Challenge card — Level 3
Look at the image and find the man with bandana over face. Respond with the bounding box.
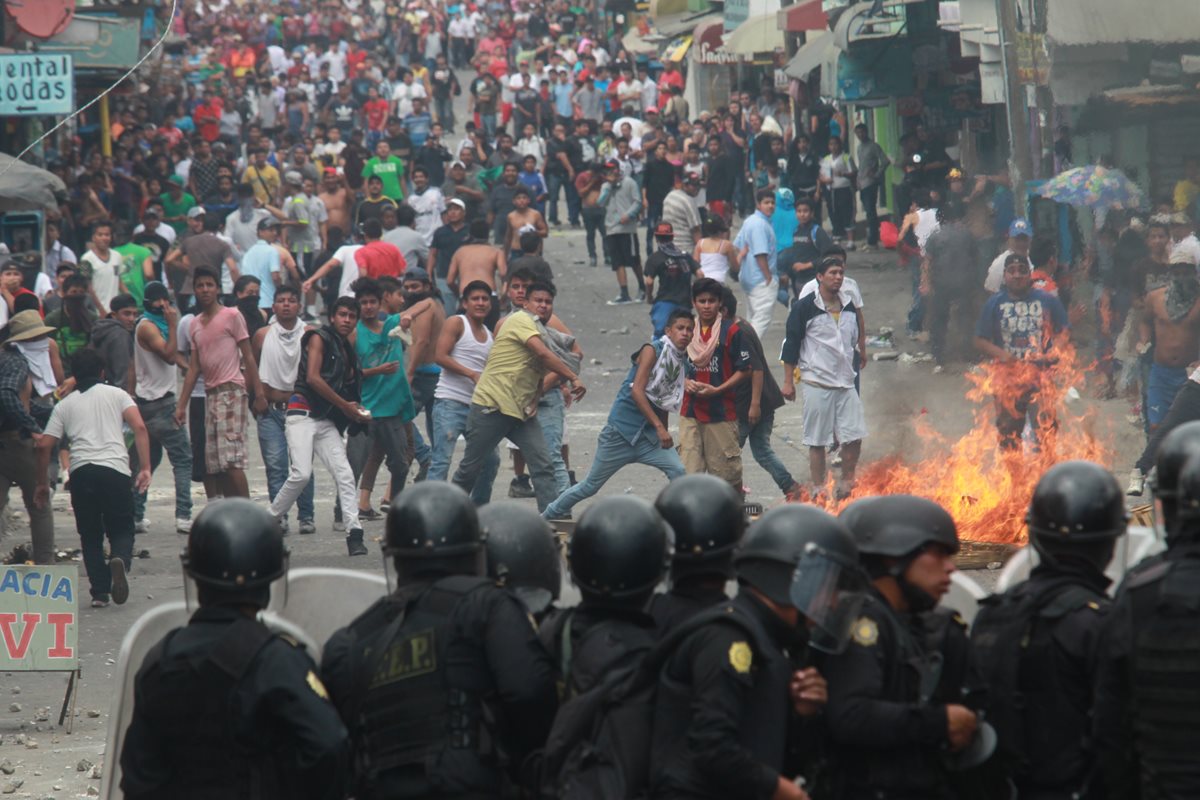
[1138,251,1200,431]
[132,281,194,533]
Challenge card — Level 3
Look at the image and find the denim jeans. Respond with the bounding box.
[410,370,439,466]
[537,389,570,496]
[546,172,581,225]
[644,199,663,254]
[70,464,135,601]
[480,113,497,142]
[257,406,315,522]
[582,207,607,262]
[133,394,195,521]
[434,96,455,131]
[543,424,685,518]
[738,411,796,495]
[907,259,925,333]
[453,404,557,511]
[430,397,499,503]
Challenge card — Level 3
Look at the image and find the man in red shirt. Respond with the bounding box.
[657,61,685,109]
[192,90,223,143]
[363,85,390,151]
[354,218,407,279]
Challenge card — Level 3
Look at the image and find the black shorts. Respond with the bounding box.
[605,233,636,270]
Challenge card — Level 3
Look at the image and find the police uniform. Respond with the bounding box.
[647,583,730,635]
[321,575,558,799]
[542,604,659,697]
[121,606,350,800]
[821,588,960,800]
[971,563,1110,799]
[649,592,814,799]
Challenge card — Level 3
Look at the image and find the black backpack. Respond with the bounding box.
[969,577,1106,782]
[538,606,756,800]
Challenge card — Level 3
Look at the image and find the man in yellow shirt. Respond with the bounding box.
[1175,158,1200,213]
[451,280,584,511]
[242,148,281,205]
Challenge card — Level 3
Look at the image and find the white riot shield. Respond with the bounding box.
[940,571,987,628]
[103,568,386,799]
[995,525,1166,595]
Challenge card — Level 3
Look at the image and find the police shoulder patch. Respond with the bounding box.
[852,617,879,647]
[728,641,753,674]
[307,670,330,700]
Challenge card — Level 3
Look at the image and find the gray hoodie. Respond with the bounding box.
[598,175,642,235]
[90,318,135,390]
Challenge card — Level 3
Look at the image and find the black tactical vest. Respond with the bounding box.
[351,575,496,796]
[649,597,792,797]
[294,326,360,421]
[136,617,280,799]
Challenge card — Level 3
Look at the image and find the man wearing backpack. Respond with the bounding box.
[648,474,745,632]
[971,461,1125,800]
[648,504,866,800]
[822,495,980,800]
[320,482,558,800]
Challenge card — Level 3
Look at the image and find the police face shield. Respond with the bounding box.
[789,546,867,654]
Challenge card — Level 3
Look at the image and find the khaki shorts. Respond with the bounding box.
[678,417,742,490]
[205,383,248,474]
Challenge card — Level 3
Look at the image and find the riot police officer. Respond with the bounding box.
[972,461,1126,800]
[480,500,563,621]
[543,495,670,696]
[1147,420,1200,539]
[822,494,977,800]
[649,474,745,632]
[649,504,866,800]
[1095,450,1200,798]
[120,499,350,800]
[320,483,558,799]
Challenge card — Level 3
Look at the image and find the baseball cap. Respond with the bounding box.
[167,175,185,187]
[448,198,467,210]
[1170,249,1197,266]
[653,222,674,239]
[403,266,431,283]
[258,217,281,231]
[323,166,338,175]
[284,170,304,185]
[450,160,466,169]
[604,159,620,171]
[187,206,206,219]
[644,106,659,114]
[1008,218,1032,237]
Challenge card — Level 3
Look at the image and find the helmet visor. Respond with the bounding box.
[789,548,867,654]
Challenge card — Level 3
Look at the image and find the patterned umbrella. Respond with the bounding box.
[1038,164,1146,210]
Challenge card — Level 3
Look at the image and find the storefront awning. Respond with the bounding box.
[656,11,722,37]
[663,35,694,62]
[1047,0,1200,46]
[784,30,836,78]
[778,0,828,32]
[723,12,784,55]
[622,26,661,55]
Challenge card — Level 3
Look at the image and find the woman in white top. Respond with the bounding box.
[693,214,739,285]
[819,136,857,242]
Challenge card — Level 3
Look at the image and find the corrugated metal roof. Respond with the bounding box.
[1047,0,1200,46]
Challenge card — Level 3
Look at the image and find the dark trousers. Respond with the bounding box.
[827,186,855,238]
[582,207,607,262]
[1137,380,1200,474]
[70,464,135,600]
[860,183,880,245]
[927,286,972,365]
[995,384,1055,453]
[546,172,581,225]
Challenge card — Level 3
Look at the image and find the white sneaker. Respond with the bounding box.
[134,520,148,534]
[1126,468,1145,497]
[175,518,192,534]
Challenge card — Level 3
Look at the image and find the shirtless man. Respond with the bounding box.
[504,186,548,260]
[318,169,356,236]
[401,267,446,478]
[447,219,507,328]
[1138,252,1200,430]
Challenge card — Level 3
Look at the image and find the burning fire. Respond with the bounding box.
[811,344,1113,544]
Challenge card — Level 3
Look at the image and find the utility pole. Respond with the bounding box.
[994,0,1033,217]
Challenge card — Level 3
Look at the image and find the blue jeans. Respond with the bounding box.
[538,389,570,496]
[907,259,924,333]
[480,113,497,142]
[650,300,687,339]
[738,411,796,495]
[434,96,455,131]
[430,397,499,503]
[546,171,581,225]
[543,424,686,518]
[1148,363,1190,427]
[132,394,194,521]
[410,370,439,466]
[257,406,315,522]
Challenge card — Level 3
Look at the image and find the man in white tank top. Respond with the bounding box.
[428,280,498,502]
[251,285,316,534]
[132,282,194,533]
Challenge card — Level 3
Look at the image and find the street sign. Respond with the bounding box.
[0,565,79,671]
[0,53,74,116]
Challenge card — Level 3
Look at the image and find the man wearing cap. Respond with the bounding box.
[1170,211,1200,267]
[354,219,407,280]
[0,310,58,564]
[354,176,399,232]
[599,158,646,305]
[441,159,485,221]
[160,176,199,238]
[242,218,284,310]
[361,140,407,203]
[984,218,1034,293]
[644,222,701,338]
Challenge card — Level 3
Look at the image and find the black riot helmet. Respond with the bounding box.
[1027,461,1127,571]
[840,495,960,613]
[182,498,287,609]
[1169,453,1200,543]
[480,501,562,617]
[735,504,866,654]
[567,496,671,609]
[1152,421,1200,536]
[655,474,745,583]
[384,482,485,581]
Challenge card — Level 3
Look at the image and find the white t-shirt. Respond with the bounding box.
[80,249,125,310]
[133,221,177,246]
[44,384,136,476]
[915,207,940,254]
[984,249,1033,293]
[408,188,446,246]
[392,81,428,118]
[333,244,363,297]
[178,314,206,397]
[798,276,864,309]
[1172,234,1200,267]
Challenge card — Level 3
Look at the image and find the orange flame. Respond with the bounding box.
[806,344,1113,544]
